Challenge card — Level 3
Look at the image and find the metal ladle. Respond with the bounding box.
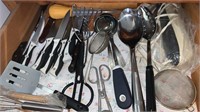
[118,8,145,111]
[94,13,126,68]
[140,6,157,111]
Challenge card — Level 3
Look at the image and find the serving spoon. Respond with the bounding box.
[118,8,145,111]
[140,6,157,111]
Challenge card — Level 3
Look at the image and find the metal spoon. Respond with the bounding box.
[118,8,145,111]
[140,6,157,111]
[95,13,132,109]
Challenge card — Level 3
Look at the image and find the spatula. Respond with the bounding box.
[0,61,40,93]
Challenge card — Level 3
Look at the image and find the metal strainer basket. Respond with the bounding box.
[154,69,197,111]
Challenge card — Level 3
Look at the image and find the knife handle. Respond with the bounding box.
[68,41,80,73]
[68,32,78,56]
[113,66,132,109]
[32,38,54,70]
[49,39,67,76]
[40,39,61,74]
[22,42,36,66]
[63,41,71,63]
[12,41,28,63]
[146,65,156,111]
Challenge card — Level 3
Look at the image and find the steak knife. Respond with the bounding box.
[21,12,45,66]
[32,20,60,70]
[40,11,71,74]
[49,18,73,76]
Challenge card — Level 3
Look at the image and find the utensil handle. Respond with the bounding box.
[22,42,36,66]
[130,50,145,111]
[146,65,156,111]
[40,39,60,74]
[113,66,132,109]
[63,41,71,63]
[22,102,63,112]
[49,39,67,76]
[8,92,47,103]
[68,32,77,56]
[68,41,80,73]
[32,38,54,70]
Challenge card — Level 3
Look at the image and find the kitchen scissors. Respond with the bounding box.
[89,64,113,112]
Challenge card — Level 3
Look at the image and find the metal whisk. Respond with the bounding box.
[0,96,63,111]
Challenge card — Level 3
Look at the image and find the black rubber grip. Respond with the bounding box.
[146,65,156,111]
[113,67,132,109]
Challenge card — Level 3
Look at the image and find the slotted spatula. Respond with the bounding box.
[0,61,40,93]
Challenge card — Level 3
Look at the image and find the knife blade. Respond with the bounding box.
[49,18,73,76]
[40,11,71,74]
[32,20,60,70]
[21,12,45,66]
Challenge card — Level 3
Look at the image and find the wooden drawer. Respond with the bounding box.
[0,1,199,111]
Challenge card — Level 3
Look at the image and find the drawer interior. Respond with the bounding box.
[0,1,199,111]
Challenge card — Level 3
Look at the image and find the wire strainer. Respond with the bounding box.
[84,31,109,83]
[154,69,197,111]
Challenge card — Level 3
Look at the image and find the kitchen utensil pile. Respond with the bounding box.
[0,3,198,112]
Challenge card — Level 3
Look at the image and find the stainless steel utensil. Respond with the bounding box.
[84,31,109,83]
[94,13,132,109]
[118,8,145,111]
[0,96,63,111]
[94,13,126,67]
[140,6,157,111]
[88,64,112,112]
[155,69,196,111]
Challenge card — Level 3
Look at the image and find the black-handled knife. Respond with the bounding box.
[21,12,45,66]
[40,11,71,74]
[49,18,73,76]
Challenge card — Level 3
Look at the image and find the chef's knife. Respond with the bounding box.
[21,12,45,66]
[40,11,71,74]
[49,18,73,76]
[32,20,60,70]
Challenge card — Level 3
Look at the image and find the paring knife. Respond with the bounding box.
[21,12,45,66]
[40,11,71,74]
[32,20,60,70]
[49,18,73,76]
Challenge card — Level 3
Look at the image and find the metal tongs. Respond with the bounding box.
[89,64,112,112]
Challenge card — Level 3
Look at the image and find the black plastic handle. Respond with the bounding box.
[21,45,36,66]
[45,42,60,73]
[12,41,28,63]
[113,67,132,109]
[36,41,54,70]
[68,32,78,56]
[54,90,89,111]
[68,41,81,73]
[54,54,64,76]
[146,65,156,111]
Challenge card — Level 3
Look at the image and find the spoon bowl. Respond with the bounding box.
[118,8,143,48]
